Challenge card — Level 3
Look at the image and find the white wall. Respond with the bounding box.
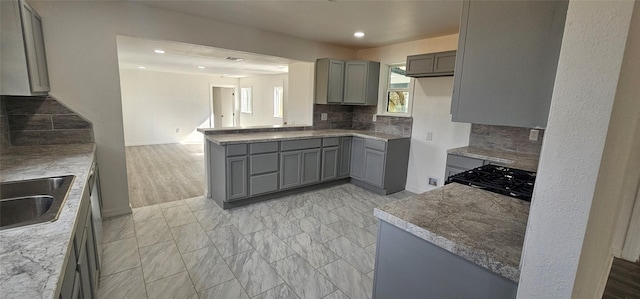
[356,34,471,193]
[517,1,635,298]
[119,69,238,145]
[238,74,287,127]
[30,0,356,217]
[286,62,315,126]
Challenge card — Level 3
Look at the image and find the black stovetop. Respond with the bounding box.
[446,164,536,201]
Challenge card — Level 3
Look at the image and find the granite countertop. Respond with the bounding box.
[198,124,311,134]
[0,144,96,299]
[448,146,540,172]
[373,183,530,282]
[204,129,409,145]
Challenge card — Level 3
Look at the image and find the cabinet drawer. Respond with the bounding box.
[322,137,339,147]
[250,142,279,154]
[446,154,485,170]
[365,139,386,151]
[227,144,247,157]
[281,139,321,151]
[250,153,279,175]
[249,173,279,196]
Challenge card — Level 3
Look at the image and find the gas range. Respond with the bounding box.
[446,164,536,201]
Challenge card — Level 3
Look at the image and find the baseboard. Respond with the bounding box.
[102,206,132,219]
[124,140,180,146]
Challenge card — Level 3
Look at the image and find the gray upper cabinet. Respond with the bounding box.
[1,0,50,96]
[406,51,456,77]
[315,59,345,104]
[343,61,380,105]
[451,0,568,128]
[315,58,380,106]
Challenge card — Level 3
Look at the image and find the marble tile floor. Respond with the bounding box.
[98,183,414,299]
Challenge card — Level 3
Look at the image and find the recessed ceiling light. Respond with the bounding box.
[277,65,286,68]
[138,66,146,69]
[354,31,365,38]
[198,66,205,69]
[223,74,229,76]
[225,57,244,62]
[154,49,165,54]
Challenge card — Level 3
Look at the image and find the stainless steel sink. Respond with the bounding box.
[0,175,75,230]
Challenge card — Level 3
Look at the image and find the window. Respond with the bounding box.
[240,87,252,113]
[385,64,412,115]
[273,86,283,118]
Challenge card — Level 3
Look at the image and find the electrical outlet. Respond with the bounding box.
[372,115,377,122]
[426,131,433,141]
[428,177,438,186]
[529,129,539,141]
[175,128,180,133]
[321,113,328,121]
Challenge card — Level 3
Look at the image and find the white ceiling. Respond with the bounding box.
[134,0,463,49]
[118,1,462,77]
[117,36,299,77]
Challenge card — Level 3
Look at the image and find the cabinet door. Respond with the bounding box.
[226,157,247,200]
[321,147,339,182]
[343,61,369,104]
[301,149,321,185]
[433,51,456,74]
[406,54,435,76]
[451,0,567,128]
[350,138,365,179]
[85,210,98,298]
[77,228,93,299]
[60,243,77,299]
[280,151,301,189]
[20,1,49,93]
[328,60,345,103]
[363,149,386,188]
[71,271,81,299]
[339,137,352,178]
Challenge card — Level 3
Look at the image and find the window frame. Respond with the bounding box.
[273,86,283,118]
[240,87,253,114]
[380,63,414,117]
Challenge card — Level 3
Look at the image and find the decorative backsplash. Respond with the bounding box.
[469,124,544,155]
[312,104,413,137]
[0,100,10,150]
[1,95,94,146]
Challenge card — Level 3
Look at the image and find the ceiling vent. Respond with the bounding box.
[225,57,244,62]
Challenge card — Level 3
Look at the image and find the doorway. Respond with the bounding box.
[211,86,237,128]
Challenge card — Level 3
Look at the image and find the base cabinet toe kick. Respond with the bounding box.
[205,136,410,209]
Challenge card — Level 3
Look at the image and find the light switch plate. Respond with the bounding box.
[321,113,328,121]
[372,115,377,122]
[426,132,433,140]
[428,177,438,186]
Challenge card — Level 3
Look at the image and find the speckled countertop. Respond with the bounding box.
[0,144,96,299]
[374,183,529,282]
[198,124,310,133]
[448,146,540,172]
[204,129,409,145]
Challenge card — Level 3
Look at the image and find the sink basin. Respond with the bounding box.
[0,175,75,230]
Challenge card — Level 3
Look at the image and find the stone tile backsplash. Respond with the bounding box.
[1,95,94,146]
[313,104,413,137]
[469,124,544,155]
[0,99,10,150]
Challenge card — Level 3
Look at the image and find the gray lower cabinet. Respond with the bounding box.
[227,157,248,200]
[451,0,567,128]
[362,148,385,187]
[280,151,301,189]
[373,220,517,298]
[350,137,410,195]
[338,137,352,178]
[249,152,279,196]
[321,147,339,181]
[301,149,321,185]
[350,137,365,179]
[60,181,101,299]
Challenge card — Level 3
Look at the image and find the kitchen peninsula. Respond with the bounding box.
[198,128,410,209]
[372,183,529,298]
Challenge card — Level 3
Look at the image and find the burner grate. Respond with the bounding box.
[446,164,536,201]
